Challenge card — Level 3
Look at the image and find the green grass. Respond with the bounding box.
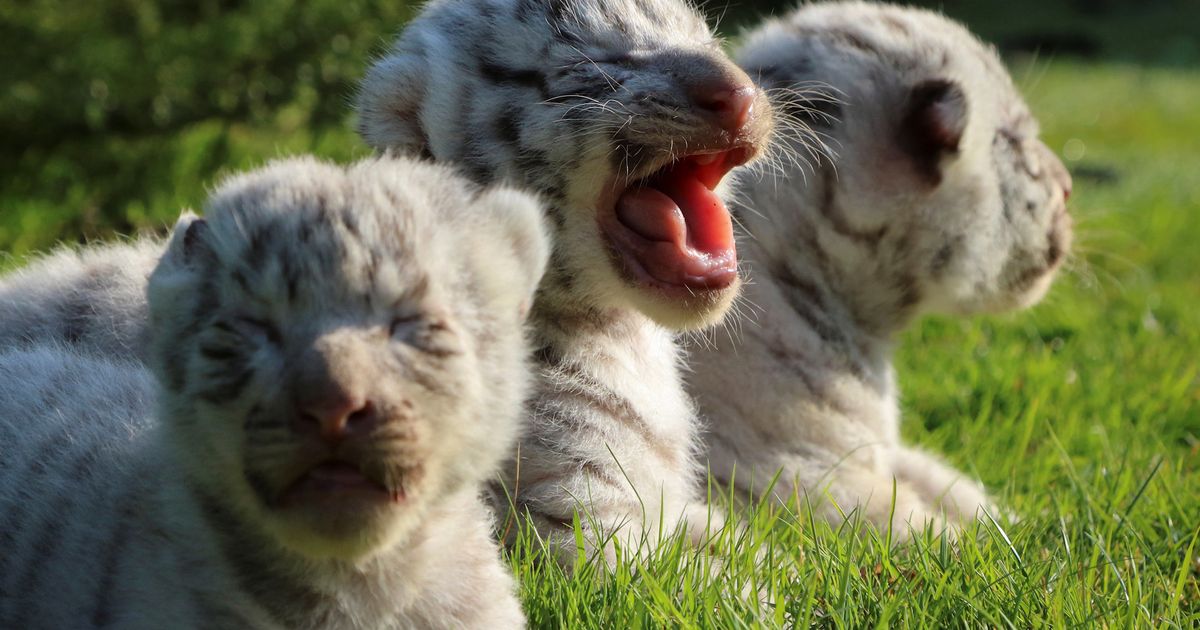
[2,54,1196,628]
[501,61,1200,627]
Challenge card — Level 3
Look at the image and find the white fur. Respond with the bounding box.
[0,155,549,628]
[356,0,777,566]
[0,238,162,359]
[689,2,1073,537]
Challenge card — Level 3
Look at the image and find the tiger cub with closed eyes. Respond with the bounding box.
[687,2,1073,537]
[357,0,777,566]
[0,155,548,629]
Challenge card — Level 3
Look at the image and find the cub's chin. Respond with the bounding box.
[269,509,417,562]
[940,265,1061,317]
[262,463,429,561]
[571,238,742,331]
[618,277,742,331]
[989,271,1059,314]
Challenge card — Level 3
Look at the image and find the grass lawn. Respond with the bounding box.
[2,52,1196,628]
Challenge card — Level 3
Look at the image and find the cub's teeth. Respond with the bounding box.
[693,153,719,165]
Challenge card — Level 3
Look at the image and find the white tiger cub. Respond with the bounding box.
[0,155,549,629]
[356,0,776,566]
[687,3,1073,536]
[0,238,160,360]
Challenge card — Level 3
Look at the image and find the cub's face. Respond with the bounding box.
[893,63,1074,316]
[736,5,1072,320]
[357,0,775,329]
[148,157,547,560]
[966,100,1073,312]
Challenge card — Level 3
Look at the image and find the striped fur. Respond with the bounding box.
[0,155,550,628]
[688,3,1073,536]
[356,0,776,566]
[0,238,161,360]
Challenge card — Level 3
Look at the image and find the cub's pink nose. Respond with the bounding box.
[1042,143,1073,202]
[1060,171,1073,202]
[298,393,376,442]
[692,85,756,133]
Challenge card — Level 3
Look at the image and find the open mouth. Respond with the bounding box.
[601,146,754,294]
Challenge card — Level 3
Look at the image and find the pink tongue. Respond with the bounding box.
[615,188,686,243]
[655,168,735,254]
[614,167,735,255]
[612,161,738,289]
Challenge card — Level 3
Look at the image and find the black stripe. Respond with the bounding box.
[0,483,66,625]
[194,365,251,403]
[243,469,276,507]
[0,422,77,579]
[192,487,323,627]
[405,362,453,396]
[495,105,522,146]
[58,265,116,346]
[513,0,542,23]
[929,236,963,278]
[771,264,843,344]
[894,273,922,311]
[241,403,284,431]
[544,365,678,466]
[90,489,139,628]
[518,412,628,493]
[513,149,551,185]
[189,591,259,629]
[59,295,92,345]
[818,167,886,246]
[198,343,244,364]
[479,62,549,96]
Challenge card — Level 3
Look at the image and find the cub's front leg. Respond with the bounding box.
[890,446,995,529]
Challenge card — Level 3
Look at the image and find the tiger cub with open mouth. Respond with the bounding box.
[356,0,778,566]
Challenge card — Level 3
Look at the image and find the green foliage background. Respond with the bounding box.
[1,0,415,256]
[3,0,1197,258]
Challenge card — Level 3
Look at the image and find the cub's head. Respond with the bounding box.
[357,0,775,329]
[738,3,1072,323]
[148,156,548,560]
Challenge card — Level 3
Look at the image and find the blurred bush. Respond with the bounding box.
[0,0,417,146]
[0,0,415,255]
[725,0,1200,66]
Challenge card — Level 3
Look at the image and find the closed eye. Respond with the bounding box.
[235,316,282,346]
[996,127,1023,147]
[389,313,422,338]
[389,312,461,357]
[413,318,462,358]
[996,128,1042,177]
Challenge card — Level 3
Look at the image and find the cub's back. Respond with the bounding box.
[0,346,168,628]
[0,239,162,360]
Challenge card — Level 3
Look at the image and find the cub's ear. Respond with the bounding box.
[148,211,213,355]
[898,78,968,185]
[159,211,212,270]
[355,50,431,158]
[462,187,551,320]
[150,211,211,309]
